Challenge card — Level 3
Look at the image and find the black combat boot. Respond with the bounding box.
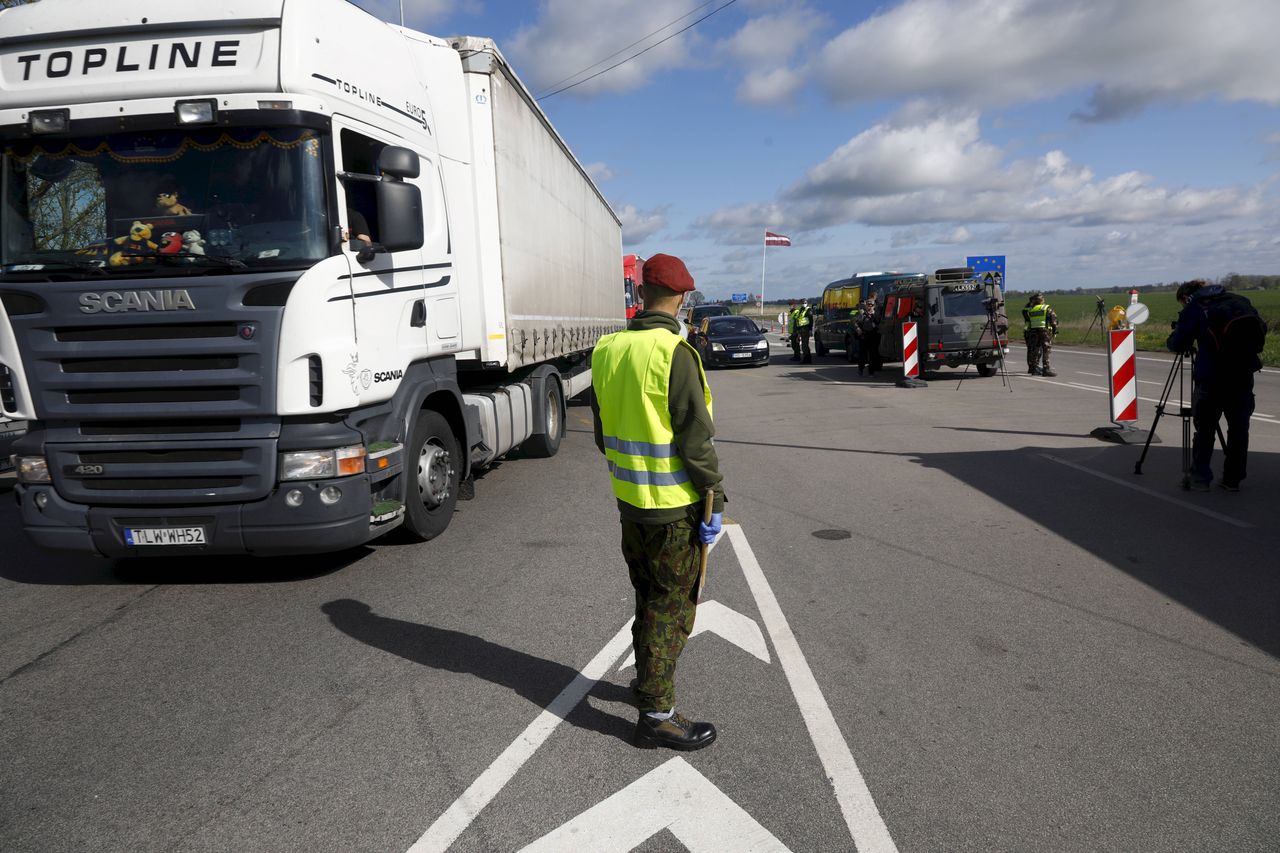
[1041,368,1057,377]
[634,711,717,751]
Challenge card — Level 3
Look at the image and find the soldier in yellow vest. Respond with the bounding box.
[591,253,725,751]
[1021,292,1059,376]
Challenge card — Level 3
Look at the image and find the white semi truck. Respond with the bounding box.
[0,0,624,555]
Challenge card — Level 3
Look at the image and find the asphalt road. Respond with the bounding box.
[2,339,1277,852]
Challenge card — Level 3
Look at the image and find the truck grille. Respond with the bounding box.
[3,275,293,505]
[49,441,274,506]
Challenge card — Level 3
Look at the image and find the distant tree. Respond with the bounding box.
[685,290,706,307]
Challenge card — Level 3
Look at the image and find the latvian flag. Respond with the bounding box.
[764,230,792,247]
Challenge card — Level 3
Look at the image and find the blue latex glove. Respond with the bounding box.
[698,512,722,544]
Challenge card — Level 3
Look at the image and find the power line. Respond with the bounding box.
[537,0,741,101]
[534,0,717,98]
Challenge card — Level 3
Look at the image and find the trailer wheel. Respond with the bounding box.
[403,410,461,542]
[977,363,997,377]
[522,377,564,458]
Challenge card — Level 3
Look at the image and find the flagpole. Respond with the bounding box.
[760,231,767,327]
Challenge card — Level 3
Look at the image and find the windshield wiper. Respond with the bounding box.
[1,259,108,277]
[159,252,248,270]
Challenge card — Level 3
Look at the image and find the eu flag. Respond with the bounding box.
[967,255,1005,286]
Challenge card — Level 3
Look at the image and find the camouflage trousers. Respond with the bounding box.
[621,514,701,713]
[1025,329,1052,371]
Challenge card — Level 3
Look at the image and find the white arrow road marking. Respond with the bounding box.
[518,757,789,853]
[617,600,771,670]
[405,619,635,853]
[726,525,900,853]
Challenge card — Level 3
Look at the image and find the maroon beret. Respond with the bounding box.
[642,253,695,293]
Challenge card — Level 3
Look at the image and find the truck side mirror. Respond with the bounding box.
[379,146,420,179]
[376,177,424,253]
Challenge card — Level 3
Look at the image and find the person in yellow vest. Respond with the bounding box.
[591,253,725,751]
[1021,292,1059,376]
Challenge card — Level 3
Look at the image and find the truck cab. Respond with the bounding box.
[876,268,1007,376]
[814,272,914,360]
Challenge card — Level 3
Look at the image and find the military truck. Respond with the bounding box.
[876,268,1007,377]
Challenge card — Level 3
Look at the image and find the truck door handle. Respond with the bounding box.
[411,299,426,327]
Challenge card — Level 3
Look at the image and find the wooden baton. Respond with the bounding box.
[697,488,715,599]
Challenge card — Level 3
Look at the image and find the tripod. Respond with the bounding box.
[1083,298,1106,343]
[1133,348,1226,486]
[954,297,1013,391]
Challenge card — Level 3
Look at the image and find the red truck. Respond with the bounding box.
[623,254,645,319]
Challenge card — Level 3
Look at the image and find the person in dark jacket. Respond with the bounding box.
[854,297,881,376]
[591,253,724,751]
[1166,280,1261,491]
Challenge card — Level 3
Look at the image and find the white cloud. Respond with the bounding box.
[505,0,703,98]
[814,0,1280,118]
[584,162,615,183]
[737,67,805,106]
[700,105,1264,243]
[615,203,668,244]
[934,226,972,245]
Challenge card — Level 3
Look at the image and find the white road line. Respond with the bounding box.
[1021,375,1279,427]
[1077,371,1105,377]
[726,526,899,853]
[1008,343,1280,376]
[1039,454,1253,529]
[406,621,635,853]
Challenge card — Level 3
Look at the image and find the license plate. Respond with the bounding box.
[732,352,752,358]
[124,527,207,546]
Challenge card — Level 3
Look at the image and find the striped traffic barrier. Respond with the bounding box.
[1108,329,1137,423]
[902,321,919,378]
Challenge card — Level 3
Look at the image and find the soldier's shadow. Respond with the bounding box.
[321,598,635,742]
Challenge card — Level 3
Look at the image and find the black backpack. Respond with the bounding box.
[1199,292,1267,367]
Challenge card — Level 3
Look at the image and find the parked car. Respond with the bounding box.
[689,315,770,368]
[688,304,732,331]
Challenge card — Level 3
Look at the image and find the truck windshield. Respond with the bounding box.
[935,286,989,318]
[2,127,328,276]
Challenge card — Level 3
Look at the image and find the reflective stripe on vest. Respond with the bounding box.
[592,327,713,510]
[1026,303,1049,329]
[795,307,811,327]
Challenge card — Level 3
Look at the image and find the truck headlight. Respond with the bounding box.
[711,342,725,352]
[16,455,50,483]
[279,445,366,481]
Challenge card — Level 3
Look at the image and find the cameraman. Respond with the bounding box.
[1166,280,1259,491]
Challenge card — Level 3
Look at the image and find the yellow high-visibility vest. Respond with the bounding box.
[1026,303,1049,330]
[592,328,712,509]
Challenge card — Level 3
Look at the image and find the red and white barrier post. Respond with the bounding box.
[902,321,919,378]
[895,320,927,387]
[1108,329,1137,424]
[1092,327,1152,443]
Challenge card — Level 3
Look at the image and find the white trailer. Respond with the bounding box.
[0,0,624,555]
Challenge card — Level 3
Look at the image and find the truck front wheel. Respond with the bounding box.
[977,363,997,377]
[404,410,461,541]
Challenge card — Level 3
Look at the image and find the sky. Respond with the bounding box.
[351,0,1280,298]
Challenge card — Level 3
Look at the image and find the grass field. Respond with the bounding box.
[1030,290,1280,366]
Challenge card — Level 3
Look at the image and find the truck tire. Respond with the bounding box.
[814,335,828,357]
[977,363,997,377]
[522,377,564,458]
[403,410,461,542]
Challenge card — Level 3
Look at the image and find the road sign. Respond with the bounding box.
[732,292,749,303]
[1108,329,1137,423]
[967,255,1005,285]
[1126,302,1150,325]
[902,321,919,378]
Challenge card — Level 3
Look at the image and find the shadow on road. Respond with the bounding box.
[321,598,636,741]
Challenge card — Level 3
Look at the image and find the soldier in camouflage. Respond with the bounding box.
[592,253,725,751]
[1022,292,1059,376]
